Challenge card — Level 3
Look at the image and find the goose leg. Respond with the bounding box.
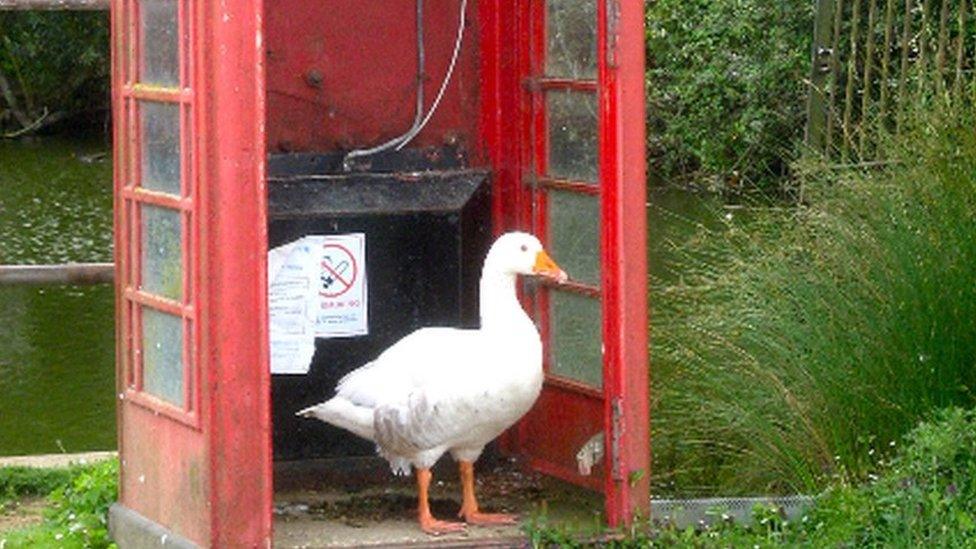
[417,468,466,535]
[458,461,518,525]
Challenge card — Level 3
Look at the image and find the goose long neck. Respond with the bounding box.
[479,266,530,330]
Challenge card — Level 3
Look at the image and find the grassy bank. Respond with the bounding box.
[650,101,976,496]
[527,406,976,547]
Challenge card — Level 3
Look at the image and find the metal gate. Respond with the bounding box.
[806,0,976,162]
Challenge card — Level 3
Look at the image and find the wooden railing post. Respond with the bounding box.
[805,0,838,155]
[0,263,114,285]
[0,0,108,9]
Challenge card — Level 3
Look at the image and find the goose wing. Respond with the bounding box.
[334,327,475,408]
[337,328,494,454]
[373,374,488,456]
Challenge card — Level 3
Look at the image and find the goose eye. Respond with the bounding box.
[520,244,528,252]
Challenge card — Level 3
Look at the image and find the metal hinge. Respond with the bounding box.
[815,46,833,74]
[521,77,542,93]
[611,397,624,481]
[576,432,606,476]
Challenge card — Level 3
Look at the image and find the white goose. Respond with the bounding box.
[297,232,567,534]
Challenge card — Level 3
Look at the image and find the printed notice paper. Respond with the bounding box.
[267,233,368,374]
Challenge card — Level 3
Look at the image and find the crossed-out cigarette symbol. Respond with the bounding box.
[319,243,357,298]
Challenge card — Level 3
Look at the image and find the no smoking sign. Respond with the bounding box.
[315,234,367,337]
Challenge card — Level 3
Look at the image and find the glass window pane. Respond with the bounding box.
[548,191,600,286]
[140,0,179,86]
[141,205,182,300]
[141,101,181,195]
[546,0,597,79]
[547,90,598,182]
[550,292,602,389]
[142,307,184,406]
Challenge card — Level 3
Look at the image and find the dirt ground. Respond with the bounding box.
[0,497,45,534]
[274,458,604,548]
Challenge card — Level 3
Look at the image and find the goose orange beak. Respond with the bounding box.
[533,250,568,283]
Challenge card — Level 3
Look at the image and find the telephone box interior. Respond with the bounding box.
[264,0,613,526]
[266,0,493,469]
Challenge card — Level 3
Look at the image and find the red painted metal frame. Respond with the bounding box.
[200,0,271,543]
[531,0,607,493]
[114,0,211,543]
[264,0,481,154]
[117,0,200,427]
[114,0,641,542]
[114,0,272,543]
[596,0,650,525]
[480,0,649,527]
[538,177,600,196]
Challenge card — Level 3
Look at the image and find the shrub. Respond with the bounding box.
[0,467,74,503]
[645,0,814,191]
[650,100,976,496]
[856,407,976,546]
[0,459,118,549]
[43,459,118,548]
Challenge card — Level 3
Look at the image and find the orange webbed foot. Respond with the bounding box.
[420,514,468,535]
[461,510,519,526]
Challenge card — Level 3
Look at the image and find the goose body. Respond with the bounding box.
[306,323,542,473]
[297,231,566,533]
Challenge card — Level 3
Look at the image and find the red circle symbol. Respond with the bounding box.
[319,243,358,298]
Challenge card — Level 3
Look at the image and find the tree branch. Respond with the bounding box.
[0,65,32,129]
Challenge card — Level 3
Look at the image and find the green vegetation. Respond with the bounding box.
[651,100,976,496]
[0,12,109,137]
[0,459,117,549]
[526,407,976,547]
[645,0,814,190]
[1,467,75,503]
[0,3,816,193]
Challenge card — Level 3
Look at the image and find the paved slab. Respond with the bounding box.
[274,460,603,548]
[0,451,116,469]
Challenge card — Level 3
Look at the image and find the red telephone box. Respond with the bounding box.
[108,0,647,546]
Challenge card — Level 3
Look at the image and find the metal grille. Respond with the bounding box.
[806,0,976,163]
[650,496,815,529]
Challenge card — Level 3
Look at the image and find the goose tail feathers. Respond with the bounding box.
[296,397,376,441]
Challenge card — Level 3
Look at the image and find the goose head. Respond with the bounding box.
[483,232,568,283]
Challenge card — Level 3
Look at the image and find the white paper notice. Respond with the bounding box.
[268,233,368,375]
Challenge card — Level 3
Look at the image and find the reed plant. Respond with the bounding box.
[650,101,976,496]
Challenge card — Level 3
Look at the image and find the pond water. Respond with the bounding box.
[0,136,724,457]
[0,137,115,457]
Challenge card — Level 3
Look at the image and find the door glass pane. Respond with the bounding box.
[550,291,602,388]
[547,90,598,182]
[546,0,597,79]
[141,101,181,195]
[141,205,182,300]
[142,307,184,406]
[548,190,600,286]
[140,0,179,86]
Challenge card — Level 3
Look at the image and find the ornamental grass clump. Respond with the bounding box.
[650,101,976,496]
